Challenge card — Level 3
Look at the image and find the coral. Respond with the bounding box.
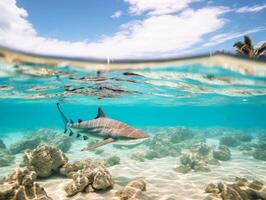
[144,150,159,160]
[253,141,266,161]
[175,165,191,174]
[59,159,103,178]
[89,166,114,190]
[169,127,196,143]
[204,177,266,200]
[64,165,113,197]
[0,139,7,149]
[206,158,220,166]
[203,127,229,138]
[130,152,146,162]
[175,152,210,173]
[9,128,72,154]
[238,144,253,151]
[38,128,72,152]
[212,145,231,161]
[23,144,68,177]
[52,136,72,153]
[0,166,51,200]
[64,171,90,197]
[191,142,211,156]
[3,166,37,185]
[0,149,14,167]
[95,149,104,155]
[238,144,254,156]
[146,134,170,149]
[237,134,253,142]
[174,142,221,173]
[145,134,181,159]
[180,135,206,149]
[113,179,146,200]
[104,156,120,167]
[219,135,239,147]
[257,132,266,141]
[9,136,41,154]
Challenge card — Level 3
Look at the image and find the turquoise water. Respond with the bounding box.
[1,63,266,132]
[0,60,266,199]
[1,103,266,132]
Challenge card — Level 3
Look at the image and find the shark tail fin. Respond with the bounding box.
[56,103,69,129]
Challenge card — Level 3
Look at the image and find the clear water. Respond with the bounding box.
[0,59,266,199]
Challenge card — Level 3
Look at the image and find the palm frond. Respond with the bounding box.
[235,49,246,56]
[233,42,244,49]
[244,35,253,49]
[256,42,266,56]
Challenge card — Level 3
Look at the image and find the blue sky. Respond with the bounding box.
[0,0,266,59]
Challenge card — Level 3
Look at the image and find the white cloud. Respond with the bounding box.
[111,10,123,18]
[0,0,228,59]
[236,4,266,13]
[203,27,266,47]
[125,0,199,15]
[0,0,35,35]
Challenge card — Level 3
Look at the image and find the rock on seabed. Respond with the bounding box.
[23,144,68,177]
[0,166,51,200]
[113,179,146,200]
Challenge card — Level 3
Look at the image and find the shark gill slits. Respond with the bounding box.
[83,136,88,140]
[64,129,67,133]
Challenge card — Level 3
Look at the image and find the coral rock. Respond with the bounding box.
[88,166,114,190]
[23,144,68,177]
[175,165,191,174]
[113,179,146,200]
[176,152,210,173]
[191,142,211,156]
[59,159,103,178]
[104,156,120,167]
[0,183,16,200]
[253,141,266,161]
[64,171,89,197]
[0,167,51,200]
[9,137,41,154]
[237,134,253,142]
[63,163,113,196]
[0,149,14,167]
[0,139,7,149]
[145,134,181,159]
[170,127,196,143]
[4,166,37,185]
[212,145,231,161]
[219,135,239,147]
[130,152,146,162]
[95,149,104,155]
[9,128,72,154]
[204,177,266,200]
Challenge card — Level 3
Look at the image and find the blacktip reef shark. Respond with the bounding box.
[56,103,148,150]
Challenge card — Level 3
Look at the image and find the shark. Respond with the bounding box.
[56,103,148,150]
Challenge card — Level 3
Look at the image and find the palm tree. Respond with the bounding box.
[233,35,266,58]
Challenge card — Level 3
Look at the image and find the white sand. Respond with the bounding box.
[1,136,266,200]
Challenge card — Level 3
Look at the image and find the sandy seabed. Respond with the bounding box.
[0,133,266,200]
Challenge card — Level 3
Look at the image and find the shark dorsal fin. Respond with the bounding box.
[96,107,106,118]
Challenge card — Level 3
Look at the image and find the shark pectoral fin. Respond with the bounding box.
[81,138,114,151]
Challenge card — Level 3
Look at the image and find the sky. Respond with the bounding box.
[0,0,266,59]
